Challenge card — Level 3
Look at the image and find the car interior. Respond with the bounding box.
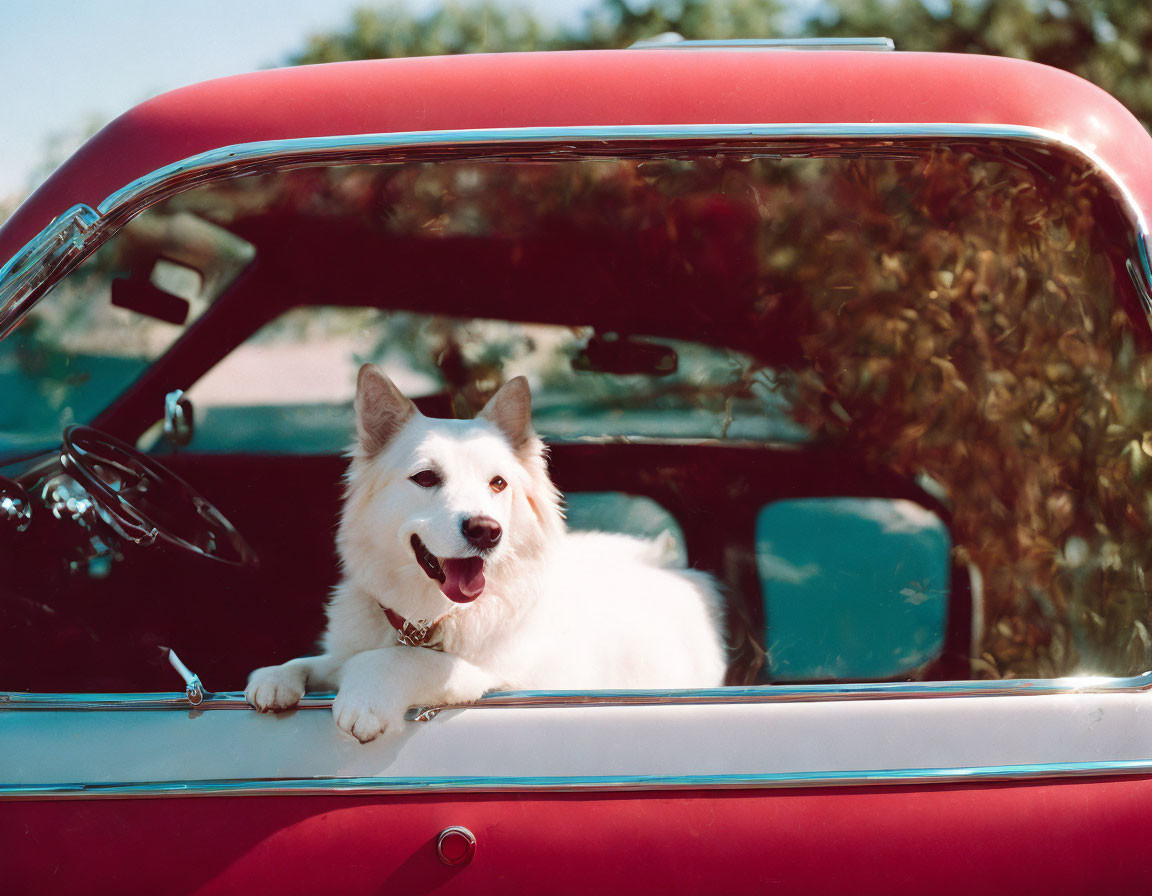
[1,143,1149,694]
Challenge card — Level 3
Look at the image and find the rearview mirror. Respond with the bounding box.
[571,333,678,376]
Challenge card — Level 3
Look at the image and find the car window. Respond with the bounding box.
[7,144,1152,689]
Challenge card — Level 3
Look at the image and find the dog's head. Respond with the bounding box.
[340,365,563,615]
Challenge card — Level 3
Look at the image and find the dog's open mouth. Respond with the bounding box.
[410,534,486,603]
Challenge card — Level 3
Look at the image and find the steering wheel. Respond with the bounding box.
[60,425,258,567]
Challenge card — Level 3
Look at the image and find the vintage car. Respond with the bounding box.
[3,38,1152,893]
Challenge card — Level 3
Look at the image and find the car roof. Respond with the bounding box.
[2,48,1151,275]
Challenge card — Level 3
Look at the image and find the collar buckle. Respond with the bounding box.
[385,607,442,650]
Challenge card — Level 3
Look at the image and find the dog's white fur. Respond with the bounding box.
[246,366,727,742]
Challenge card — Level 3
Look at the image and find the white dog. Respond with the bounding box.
[246,365,727,742]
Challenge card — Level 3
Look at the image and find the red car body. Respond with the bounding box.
[3,45,1152,894]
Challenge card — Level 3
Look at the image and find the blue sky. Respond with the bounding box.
[0,0,598,203]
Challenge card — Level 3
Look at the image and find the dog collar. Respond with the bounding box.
[383,607,444,650]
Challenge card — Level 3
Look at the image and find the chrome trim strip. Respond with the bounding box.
[628,37,896,51]
[2,124,1151,340]
[3,759,1152,800]
[0,691,333,711]
[4,672,1151,712]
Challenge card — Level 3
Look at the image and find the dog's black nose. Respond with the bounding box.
[462,515,502,550]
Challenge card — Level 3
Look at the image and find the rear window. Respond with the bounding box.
[183,306,805,451]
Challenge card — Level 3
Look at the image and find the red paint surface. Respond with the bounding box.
[3,778,1150,895]
[2,50,1150,269]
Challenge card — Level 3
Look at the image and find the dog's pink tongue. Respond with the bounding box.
[440,557,485,603]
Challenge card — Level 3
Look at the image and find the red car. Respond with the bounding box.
[3,39,1152,894]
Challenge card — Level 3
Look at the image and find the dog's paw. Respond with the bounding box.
[245,665,305,712]
[332,689,403,743]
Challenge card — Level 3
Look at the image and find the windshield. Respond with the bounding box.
[0,214,253,455]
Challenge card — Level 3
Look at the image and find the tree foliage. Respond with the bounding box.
[288,3,549,61]
[808,0,1152,130]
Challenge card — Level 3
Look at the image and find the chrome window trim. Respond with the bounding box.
[4,759,1152,801]
[1135,232,1152,322]
[3,672,1151,712]
[2,123,1151,337]
[0,203,98,341]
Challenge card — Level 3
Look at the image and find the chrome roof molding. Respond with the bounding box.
[1,124,1150,341]
[4,672,1151,712]
[4,758,1152,800]
[628,36,896,51]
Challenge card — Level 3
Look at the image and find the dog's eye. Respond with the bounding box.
[410,470,441,488]
[490,476,507,493]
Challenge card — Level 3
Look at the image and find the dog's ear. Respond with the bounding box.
[479,376,534,451]
[355,364,416,455]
